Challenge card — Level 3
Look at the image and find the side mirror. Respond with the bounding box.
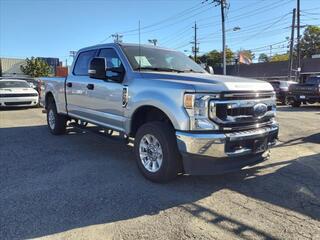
[89,58,107,80]
[205,65,214,74]
[89,57,125,82]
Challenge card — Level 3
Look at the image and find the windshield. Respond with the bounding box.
[121,45,206,73]
[306,77,320,84]
[0,81,30,88]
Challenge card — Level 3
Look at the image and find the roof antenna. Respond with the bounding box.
[139,20,141,72]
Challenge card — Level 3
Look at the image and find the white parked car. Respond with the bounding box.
[0,79,39,107]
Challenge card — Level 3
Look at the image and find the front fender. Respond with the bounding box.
[125,90,190,132]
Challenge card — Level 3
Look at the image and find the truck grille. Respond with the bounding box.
[210,91,276,131]
[221,91,275,100]
[4,101,32,106]
[0,93,38,98]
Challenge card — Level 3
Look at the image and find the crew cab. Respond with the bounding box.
[40,43,279,182]
[288,76,320,107]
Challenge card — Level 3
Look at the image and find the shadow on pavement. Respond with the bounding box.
[0,125,319,239]
[277,105,320,112]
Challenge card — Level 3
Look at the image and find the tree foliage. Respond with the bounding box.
[199,48,234,67]
[299,25,320,58]
[20,57,51,77]
[258,53,269,63]
[270,53,289,62]
[238,50,255,61]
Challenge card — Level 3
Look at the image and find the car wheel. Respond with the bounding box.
[47,100,67,135]
[290,100,301,108]
[281,96,289,105]
[134,121,182,182]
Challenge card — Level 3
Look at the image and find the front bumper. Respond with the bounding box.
[0,96,39,107]
[176,124,279,175]
[288,94,320,102]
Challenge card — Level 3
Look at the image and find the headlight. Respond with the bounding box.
[184,93,219,130]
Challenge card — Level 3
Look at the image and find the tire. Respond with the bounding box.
[290,100,301,107]
[281,96,289,105]
[47,99,67,135]
[134,121,181,183]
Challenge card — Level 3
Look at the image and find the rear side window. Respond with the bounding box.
[73,50,97,75]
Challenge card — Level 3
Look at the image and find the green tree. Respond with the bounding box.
[299,25,320,58]
[270,53,289,62]
[258,53,269,63]
[20,57,51,77]
[199,48,234,67]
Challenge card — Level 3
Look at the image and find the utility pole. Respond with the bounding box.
[69,51,77,64]
[288,8,296,81]
[296,0,301,81]
[112,33,123,43]
[203,0,228,74]
[269,45,272,58]
[191,22,199,62]
[148,39,158,46]
[220,0,226,75]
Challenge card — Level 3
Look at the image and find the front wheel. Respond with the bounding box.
[290,100,301,108]
[47,100,67,135]
[134,122,182,182]
[281,96,289,105]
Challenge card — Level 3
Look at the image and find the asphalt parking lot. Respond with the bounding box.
[0,105,319,240]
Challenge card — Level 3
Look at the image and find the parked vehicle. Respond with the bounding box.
[0,79,39,107]
[40,43,279,182]
[288,76,320,107]
[0,77,40,93]
[269,80,297,105]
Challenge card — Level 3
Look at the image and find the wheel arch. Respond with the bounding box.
[129,105,175,137]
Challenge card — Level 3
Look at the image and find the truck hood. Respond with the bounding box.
[139,72,273,92]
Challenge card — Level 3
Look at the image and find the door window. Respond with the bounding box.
[98,48,123,68]
[73,50,97,75]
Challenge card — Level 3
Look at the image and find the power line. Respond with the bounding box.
[119,2,207,35]
[226,0,293,23]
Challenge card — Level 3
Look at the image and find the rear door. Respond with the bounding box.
[66,49,97,117]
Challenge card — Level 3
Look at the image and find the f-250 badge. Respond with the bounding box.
[122,86,129,107]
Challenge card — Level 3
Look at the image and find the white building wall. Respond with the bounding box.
[0,58,28,77]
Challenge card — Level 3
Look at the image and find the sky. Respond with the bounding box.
[0,0,319,65]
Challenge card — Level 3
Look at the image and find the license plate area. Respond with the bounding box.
[226,136,268,155]
[300,95,306,99]
[253,137,268,153]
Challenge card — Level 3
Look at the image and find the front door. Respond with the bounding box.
[82,48,126,131]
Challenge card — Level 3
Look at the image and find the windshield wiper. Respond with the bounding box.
[180,69,204,73]
[134,67,184,73]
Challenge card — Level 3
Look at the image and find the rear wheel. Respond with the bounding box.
[47,99,67,135]
[134,122,181,182]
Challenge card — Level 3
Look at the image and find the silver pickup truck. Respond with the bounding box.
[40,43,278,182]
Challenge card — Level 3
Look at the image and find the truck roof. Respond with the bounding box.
[77,42,177,53]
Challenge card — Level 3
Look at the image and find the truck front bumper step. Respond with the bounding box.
[175,124,279,175]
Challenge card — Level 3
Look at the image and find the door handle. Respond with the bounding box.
[66,82,72,87]
[87,84,94,90]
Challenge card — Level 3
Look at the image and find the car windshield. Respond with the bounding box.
[270,82,280,88]
[121,45,206,73]
[306,77,320,84]
[0,81,30,88]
